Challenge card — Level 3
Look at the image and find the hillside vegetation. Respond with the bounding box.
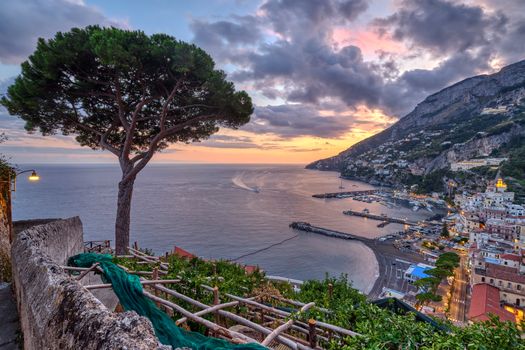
[116,254,525,349]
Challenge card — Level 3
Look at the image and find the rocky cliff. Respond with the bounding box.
[307,59,525,193]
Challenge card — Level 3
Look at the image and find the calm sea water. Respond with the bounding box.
[12,164,433,292]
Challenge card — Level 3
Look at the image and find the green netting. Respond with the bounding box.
[68,253,267,350]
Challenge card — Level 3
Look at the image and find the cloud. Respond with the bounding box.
[259,0,368,36]
[243,104,358,138]
[382,48,495,114]
[195,134,263,149]
[0,0,126,64]
[187,0,525,146]
[373,0,508,55]
[0,145,104,154]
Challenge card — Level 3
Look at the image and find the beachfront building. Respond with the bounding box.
[467,283,516,323]
[471,252,525,308]
[457,176,525,321]
[404,263,434,283]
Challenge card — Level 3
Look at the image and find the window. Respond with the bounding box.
[499,281,502,286]
[508,282,512,288]
[481,277,485,282]
[490,279,494,284]
[518,285,522,291]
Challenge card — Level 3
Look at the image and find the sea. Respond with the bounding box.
[12,164,435,293]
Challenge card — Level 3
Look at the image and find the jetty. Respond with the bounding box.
[343,210,417,226]
[289,222,365,241]
[289,222,425,299]
[312,189,383,199]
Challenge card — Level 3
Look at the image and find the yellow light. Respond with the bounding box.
[28,171,40,181]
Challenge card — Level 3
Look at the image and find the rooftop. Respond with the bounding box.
[468,283,516,323]
[406,263,433,279]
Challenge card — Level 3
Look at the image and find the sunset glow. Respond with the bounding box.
[1,0,522,164]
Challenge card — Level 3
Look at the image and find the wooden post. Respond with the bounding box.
[308,319,317,348]
[133,241,138,251]
[213,286,220,332]
[152,268,161,308]
[328,280,333,342]
[260,308,265,324]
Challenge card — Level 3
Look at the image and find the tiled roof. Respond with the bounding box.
[173,246,196,259]
[500,254,521,262]
[243,265,259,274]
[468,283,516,323]
[479,263,525,284]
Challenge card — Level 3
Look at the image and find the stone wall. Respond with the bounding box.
[11,217,169,350]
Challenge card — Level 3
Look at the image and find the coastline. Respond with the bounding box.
[288,222,425,299]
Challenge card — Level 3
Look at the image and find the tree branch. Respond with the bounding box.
[122,96,153,161]
[121,113,222,184]
[100,124,121,157]
[68,99,120,156]
[160,79,184,132]
[114,78,130,132]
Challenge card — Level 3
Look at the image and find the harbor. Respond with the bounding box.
[289,222,425,299]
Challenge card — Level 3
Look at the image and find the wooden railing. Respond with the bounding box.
[69,243,360,349]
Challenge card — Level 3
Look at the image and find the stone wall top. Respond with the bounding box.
[11,217,169,350]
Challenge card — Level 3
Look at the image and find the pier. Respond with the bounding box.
[343,210,417,226]
[289,222,425,299]
[312,189,383,199]
[289,222,365,241]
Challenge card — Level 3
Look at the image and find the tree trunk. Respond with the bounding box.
[115,175,135,255]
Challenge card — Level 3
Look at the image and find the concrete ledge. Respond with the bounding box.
[11,217,169,349]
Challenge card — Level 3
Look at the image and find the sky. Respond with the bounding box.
[0,0,524,164]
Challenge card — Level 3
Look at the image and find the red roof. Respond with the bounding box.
[500,254,521,262]
[468,284,515,323]
[243,265,259,274]
[173,246,196,259]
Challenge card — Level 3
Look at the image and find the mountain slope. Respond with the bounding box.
[307,59,525,195]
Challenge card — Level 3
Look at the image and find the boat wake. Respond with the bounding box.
[232,173,260,193]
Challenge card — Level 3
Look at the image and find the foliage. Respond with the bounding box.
[407,169,453,194]
[440,223,450,238]
[116,253,524,349]
[0,26,253,253]
[1,26,253,154]
[415,252,459,305]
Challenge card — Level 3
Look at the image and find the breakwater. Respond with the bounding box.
[312,189,380,198]
[289,222,368,242]
[343,210,417,226]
